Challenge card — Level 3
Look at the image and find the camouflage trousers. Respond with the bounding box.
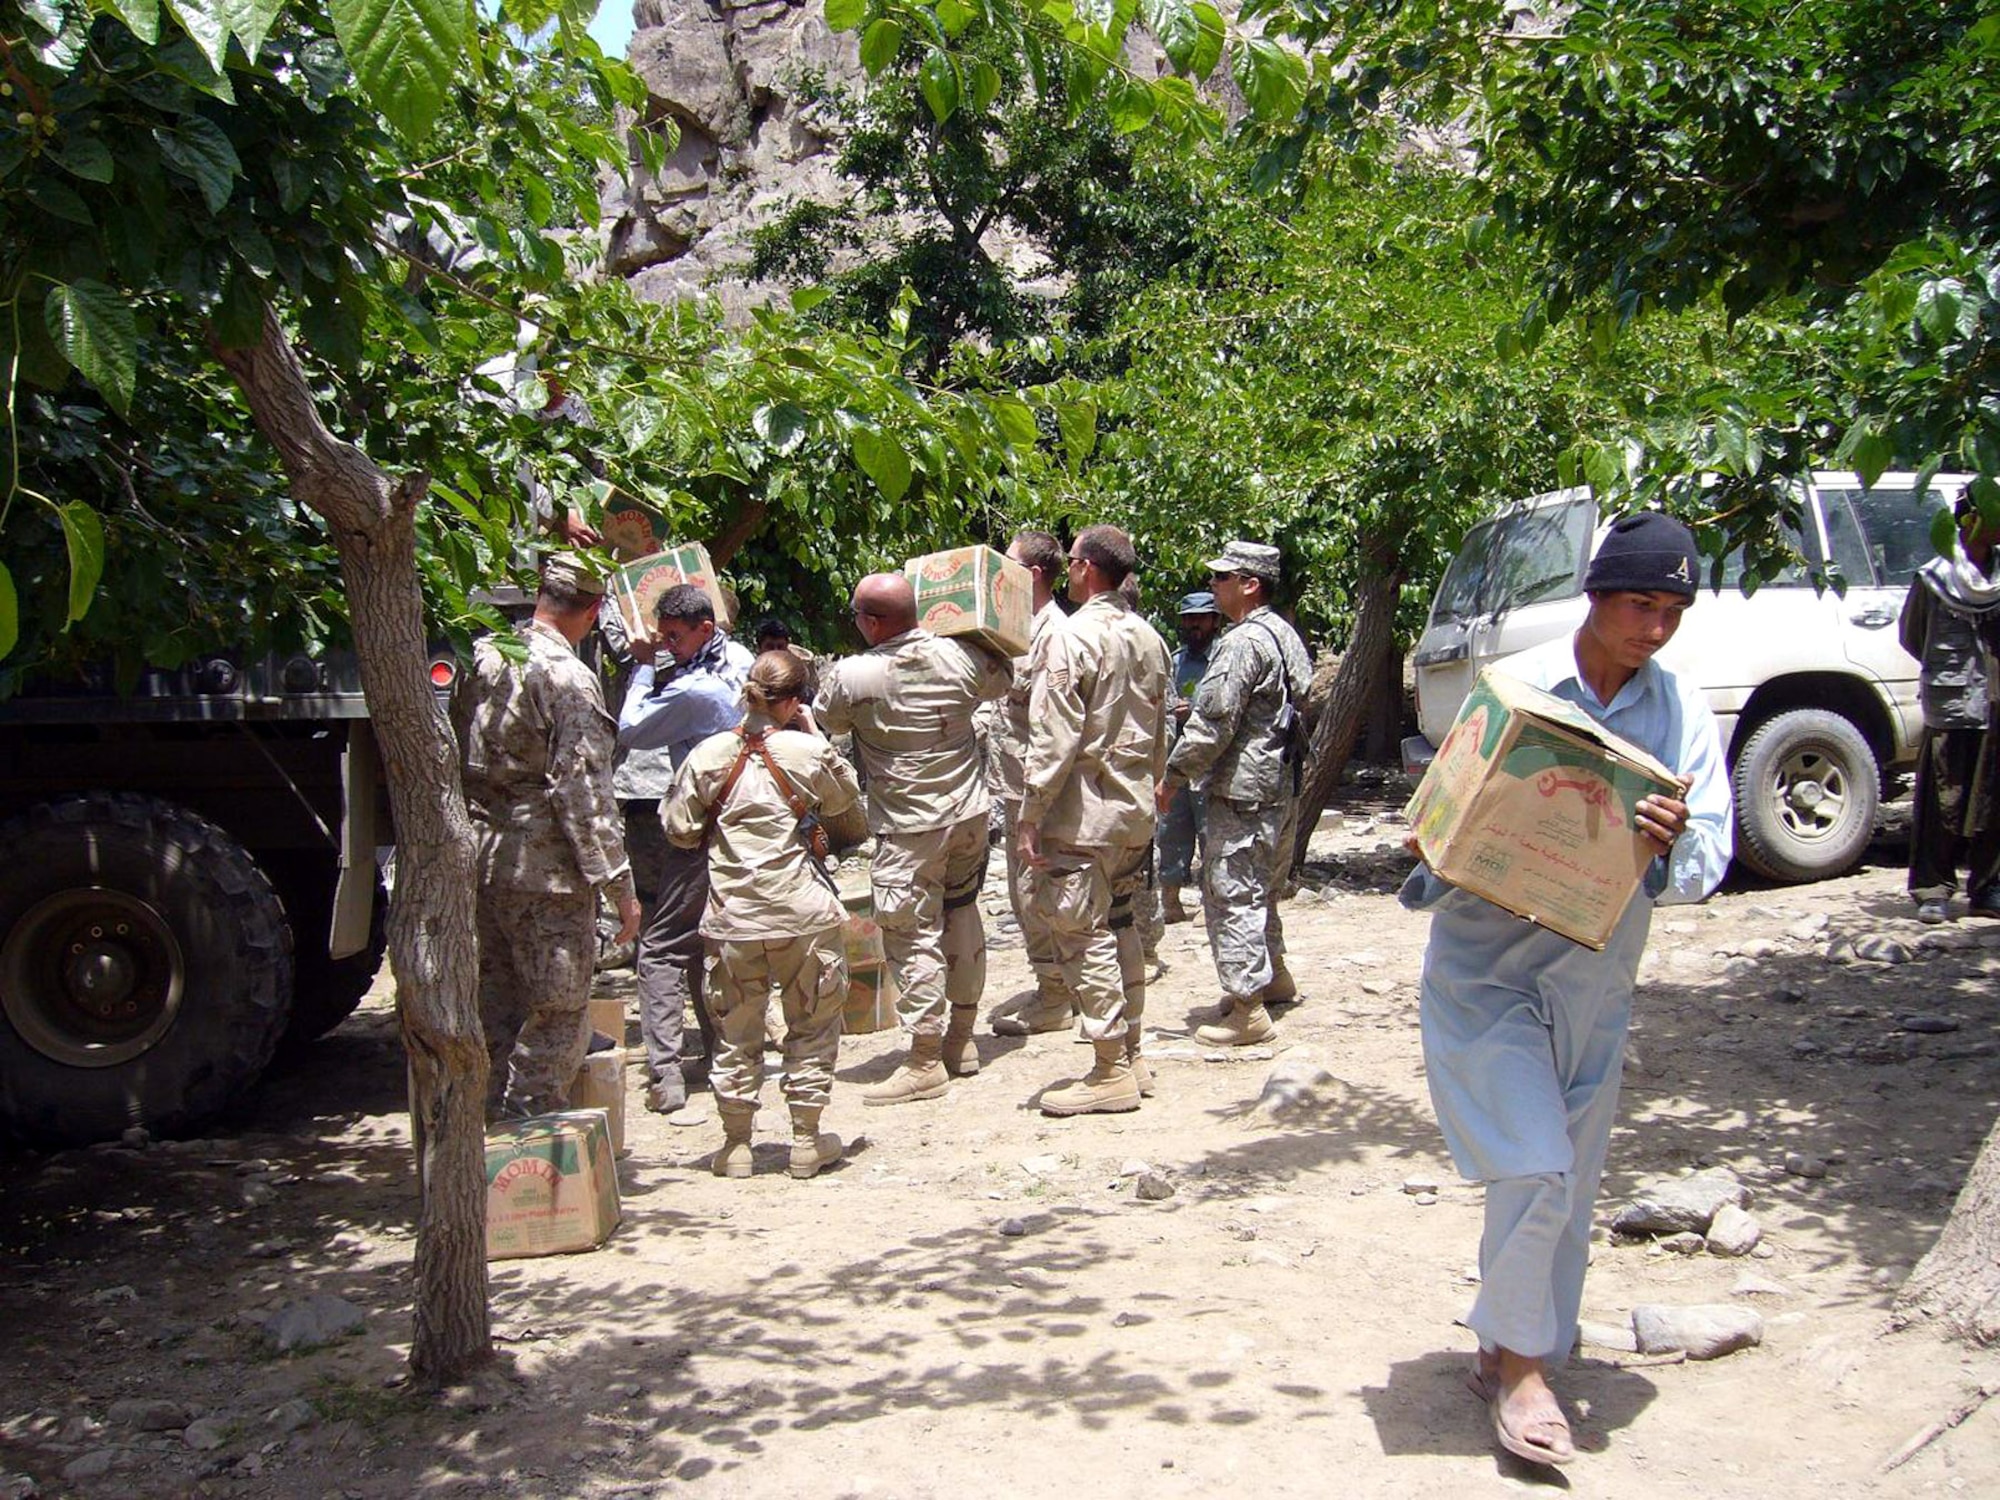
[477,884,596,1117]
[707,926,847,1113]
[1156,782,1206,886]
[1132,844,1164,964]
[1200,793,1291,1002]
[1000,801,1077,1006]
[1028,839,1148,1044]
[873,814,989,1038]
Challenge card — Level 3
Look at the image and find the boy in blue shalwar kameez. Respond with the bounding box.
[1402,513,1734,1466]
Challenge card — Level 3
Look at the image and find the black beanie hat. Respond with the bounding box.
[1585,512,1699,599]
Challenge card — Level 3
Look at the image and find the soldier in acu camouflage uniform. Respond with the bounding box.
[1157,540,1313,1047]
[1019,526,1173,1116]
[453,555,643,1117]
[815,572,1013,1104]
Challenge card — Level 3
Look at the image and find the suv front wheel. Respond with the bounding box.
[1731,709,1880,882]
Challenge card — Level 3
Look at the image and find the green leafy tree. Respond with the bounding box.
[1040,159,1753,856]
[757,8,1225,374]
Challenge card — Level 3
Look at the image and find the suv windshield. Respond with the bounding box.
[1430,494,1597,623]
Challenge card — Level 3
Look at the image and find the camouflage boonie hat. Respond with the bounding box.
[541,551,606,597]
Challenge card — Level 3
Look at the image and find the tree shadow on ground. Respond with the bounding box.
[1182,1075,1442,1194]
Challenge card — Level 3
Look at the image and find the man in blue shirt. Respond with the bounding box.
[1402,513,1733,1467]
[617,584,753,1115]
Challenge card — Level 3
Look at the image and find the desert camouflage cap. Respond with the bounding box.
[1205,540,1282,581]
[541,551,606,597]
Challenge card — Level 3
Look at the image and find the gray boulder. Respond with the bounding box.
[260,1294,366,1353]
[1611,1168,1751,1237]
[1704,1203,1763,1257]
[1251,1062,1340,1119]
[107,1398,188,1432]
[1632,1304,1765,1360]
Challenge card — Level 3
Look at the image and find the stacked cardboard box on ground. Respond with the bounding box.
[835,864,897,1034]
[904,546,1032,658]
[1404,668,1681,950]
[484,1110,621,1260]
[571,1048,628,1157]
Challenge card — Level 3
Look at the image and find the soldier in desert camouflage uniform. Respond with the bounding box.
[1157,540,1312,1048]
[453,555,643,1117]
[664,650,864,1179]
[1019,526,1173,1115]
[815,572,1013,1104]
[985,530,1083,1038]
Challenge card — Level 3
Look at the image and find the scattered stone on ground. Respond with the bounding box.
[1705,1203,1762,1257]
[106,1398,187,1432]
[259,1294,367,1353]
[1611,1168,1751,1237]
[1631,1304,1766,1360]
[1134,1172,1176,1202]
[1784,1153,1830,1180]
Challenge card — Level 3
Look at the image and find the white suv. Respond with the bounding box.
[1404,473,1965,883]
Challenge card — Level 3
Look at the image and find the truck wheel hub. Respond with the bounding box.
[2,890,184,1067]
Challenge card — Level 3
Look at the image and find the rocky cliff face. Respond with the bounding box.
[602,0,864,313]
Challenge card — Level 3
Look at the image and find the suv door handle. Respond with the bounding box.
[1849,608,1896,628]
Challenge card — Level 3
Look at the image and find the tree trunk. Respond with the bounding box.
[213,312,492,1384]
[1895,1122,2000,1345]
[1292,562,1405,869]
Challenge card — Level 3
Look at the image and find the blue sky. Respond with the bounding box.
[589,1,636,58]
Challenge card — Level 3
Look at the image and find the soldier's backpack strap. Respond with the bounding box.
[701,727,757,843]
[747,732,833,862]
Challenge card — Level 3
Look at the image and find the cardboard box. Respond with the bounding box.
[570,1047,628,1158]
[587,993,627,1047]
[609,542,728,643]
[1404,668,1680,950]
[904,546,1032,658]
[840,890,885,974]
[484,1110,622,1260]
[843,965,900,1035]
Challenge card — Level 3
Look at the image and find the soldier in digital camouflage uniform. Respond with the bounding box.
[453,555,643,1117]
[1158,540,1313,1047]
[1019,526,1173,1115]
[986,530,1083,1038]
[815,572,1013,1104]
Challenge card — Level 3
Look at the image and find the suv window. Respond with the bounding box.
[1430,494,1596,622]
[1716,516,1815,589]
[1819,484,1948,588]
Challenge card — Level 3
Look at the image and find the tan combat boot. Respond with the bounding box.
[992,980,1077,1037]
[1041,1040,1142,1116]
[1260,961,1298,1006]
[787,1106,844,1179]
[942,1005,981,1077]
[862,1032,950,1107]
[710,1103,756,1178]
[1162,884,1190,924]
[1125,1027,1155,1098]
[1196,1001,1275,1047]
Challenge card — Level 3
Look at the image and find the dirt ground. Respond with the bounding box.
[4,777,2000,1498]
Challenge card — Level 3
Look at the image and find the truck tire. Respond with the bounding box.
[1731,709,1880,883]
[0,794,292,1145]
